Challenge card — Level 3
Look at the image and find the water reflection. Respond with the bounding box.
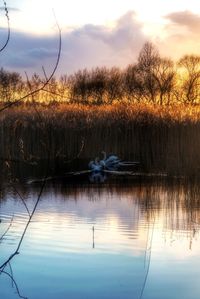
[89,171,107,183]
[0,179,200,299]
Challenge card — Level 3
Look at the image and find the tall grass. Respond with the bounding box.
[1,102,200,176]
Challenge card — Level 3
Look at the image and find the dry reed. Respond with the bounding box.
[1,102,200,176]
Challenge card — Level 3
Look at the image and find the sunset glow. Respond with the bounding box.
[10,0,200,32]
[1,0,200,74]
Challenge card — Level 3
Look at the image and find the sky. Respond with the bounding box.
[0,0,200,76]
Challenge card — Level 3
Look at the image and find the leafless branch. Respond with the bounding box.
[1,269,28,299]
[0,216,14,242]
[0,11,61,273]
[0,170,48,270]
[0,1,10,53]
[0,13,61,113]
[12,185,31,217]
[139,217,155,299]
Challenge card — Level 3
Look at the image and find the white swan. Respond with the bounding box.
[88,157,103,172]
[100,151,139,170]
[89,152,139,172]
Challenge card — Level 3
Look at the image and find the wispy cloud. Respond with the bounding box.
[152,10,200,60]
[0,11,147,75]
[61,11,146,72]
[165,10,200,34]
[1,10,200,76]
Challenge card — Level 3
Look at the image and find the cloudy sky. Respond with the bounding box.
[0,0,200,76]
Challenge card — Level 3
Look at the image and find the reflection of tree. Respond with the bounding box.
[1,263,27,299]
[140,217,155,299]
[0,3,62,299]
[136,179,200,298]
[0,215,13,242]
[1,173,200,297]
[0,176,47,270]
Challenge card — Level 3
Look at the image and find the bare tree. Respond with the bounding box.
[68,69,90,104]
[0,68,23,102]
[90,67,107,105]
[106,67,123,104]
[58,74,69,102]
[138,42,159,71]
[69,67,108,105]
[123,64,143,102]
[137,42,160,103]
[151,58,175,105]
[136,43,176,105]
[178,55,200,104]
[0,8,62,292]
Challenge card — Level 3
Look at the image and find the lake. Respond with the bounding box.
[0,177,200,299]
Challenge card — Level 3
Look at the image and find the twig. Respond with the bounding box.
[0,12,61,113]
[0,1,10,53]
[1,270,28,299]
[0,12,61,272]
[0,156,39,164]
[24,71,43,123]
[27,170,91,184]
[42,88,66,99]
[144,222,150,268]
[12,185,30,217]
[139,217,155,299]
[0,216,14,241]
[0,173,47,270]
[64,137,85,163]
[8,262,13,287]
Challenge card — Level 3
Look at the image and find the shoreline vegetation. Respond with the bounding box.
[1,42,200,176]
[1,102,200,176]
[0,43,200,106]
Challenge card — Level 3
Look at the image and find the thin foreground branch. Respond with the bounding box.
[0,1,10,52]
[0,12,61,113]
[0,216,14,241]
[0,174,47,270]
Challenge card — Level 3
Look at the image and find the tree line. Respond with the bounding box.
[1,42,200,105]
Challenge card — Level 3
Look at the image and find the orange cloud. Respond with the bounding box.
[165,10,200,34]
[153,11,200,60]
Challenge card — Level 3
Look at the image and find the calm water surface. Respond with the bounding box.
[0,180,200,299]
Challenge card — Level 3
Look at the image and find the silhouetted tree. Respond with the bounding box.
[106,67,123,103]
[89,67,107,105]
[0,68,23,102]
[178,55,200,104]
[123,64,143,102]
[68,69,91,104]
[152,58,175,105]
[137,42,160,103]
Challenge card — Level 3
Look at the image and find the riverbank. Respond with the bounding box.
[1,102,200,176]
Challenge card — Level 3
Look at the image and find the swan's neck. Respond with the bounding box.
[102,151,106,160]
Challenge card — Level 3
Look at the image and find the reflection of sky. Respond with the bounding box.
[0,189,147,257]
[1,184,200,299]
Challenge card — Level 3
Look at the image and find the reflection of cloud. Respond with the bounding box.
[0,6,20,12]
[0,11,146,75]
